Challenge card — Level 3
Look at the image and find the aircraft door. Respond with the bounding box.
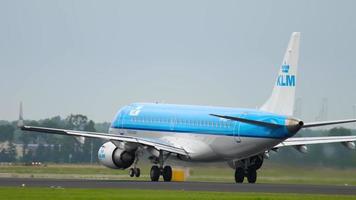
[169,111,177,131]
[233,113,245,143]
[119,106,130,134]
[233,121,241,143]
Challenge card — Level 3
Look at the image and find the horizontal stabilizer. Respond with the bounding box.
[209,114,283,128]
[275,136,356,148]
[303,119,356,128]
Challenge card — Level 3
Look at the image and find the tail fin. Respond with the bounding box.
[260,32,301,116]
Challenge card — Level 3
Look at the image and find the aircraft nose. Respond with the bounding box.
[285,118,304,135]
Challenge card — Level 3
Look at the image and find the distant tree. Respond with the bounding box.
[81,120,98,163]
[19,133,31,162]
[66,114,88,130]
[7,141,17,162]
[328,127,352,136]
[52,144,61,163]
[56,136,76,163]
[65,114,86,163]
[39,116,64,144]
[0,141,17,162]
[22,149,34,163]
[0,124,17,162]
[323,127,354,167]
[41,116,64,128]
[0,124,15,142]
[34,144,46,162]
[94,122,111,132]
[0,149,9,162]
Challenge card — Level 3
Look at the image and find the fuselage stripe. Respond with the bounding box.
[111,126,288,139]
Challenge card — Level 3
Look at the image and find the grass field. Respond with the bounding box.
[0,187,355,200]
[0,163,356,185]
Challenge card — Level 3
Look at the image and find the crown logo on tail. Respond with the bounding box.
[281,64,290,73]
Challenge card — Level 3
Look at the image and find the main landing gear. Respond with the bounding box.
[150,150,172,182]
[235,167,257,183]
[150,165,172,182]
[234,155,263,184]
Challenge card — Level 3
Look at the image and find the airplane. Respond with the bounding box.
[17,32,356,183]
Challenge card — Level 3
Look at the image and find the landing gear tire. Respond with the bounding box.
[162,166,172,182]
[247,168,257,184]
[252,156,263,170]
[129,168,135,177]
[135,168,141,177]
[129,168,141,177]
[150,166,160,182]
[235,167,244,183]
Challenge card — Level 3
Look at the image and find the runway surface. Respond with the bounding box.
[0,178,355,195]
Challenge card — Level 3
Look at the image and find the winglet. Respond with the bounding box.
[17,102,24,128]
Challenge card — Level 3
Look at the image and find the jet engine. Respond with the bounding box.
[98,142,135,169]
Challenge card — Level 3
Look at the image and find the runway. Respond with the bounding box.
[0,178,355,195]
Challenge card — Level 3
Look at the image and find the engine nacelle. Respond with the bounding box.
[98,142,135,169]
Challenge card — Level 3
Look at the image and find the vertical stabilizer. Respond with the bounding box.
[260,32,300,116]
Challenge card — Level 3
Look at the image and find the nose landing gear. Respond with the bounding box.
[129,148,141,178]
[129,167,141,177]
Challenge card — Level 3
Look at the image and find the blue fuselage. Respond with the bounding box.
[110,103,294,140]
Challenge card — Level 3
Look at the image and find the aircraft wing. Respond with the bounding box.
[20,125,189,156]
[275,136,356,148]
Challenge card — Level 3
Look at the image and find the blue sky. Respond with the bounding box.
[1,0,356,123]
